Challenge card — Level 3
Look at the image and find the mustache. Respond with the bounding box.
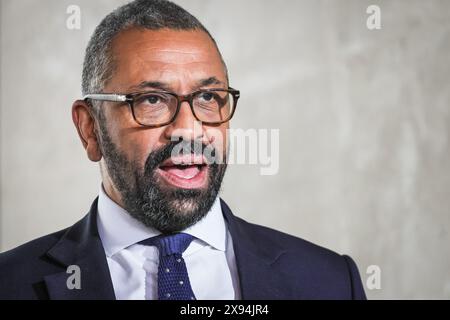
[144,139,217,174]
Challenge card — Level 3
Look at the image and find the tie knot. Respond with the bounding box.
[139,233,195,256]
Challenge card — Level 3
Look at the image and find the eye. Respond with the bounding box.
[135,93,170,107]
[145,95,161,104]
[198,92,215,102]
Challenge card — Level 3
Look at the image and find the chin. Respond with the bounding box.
[168,197,201,215]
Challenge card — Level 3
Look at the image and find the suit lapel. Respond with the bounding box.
[44,198,116,300]
[220,199,291,299]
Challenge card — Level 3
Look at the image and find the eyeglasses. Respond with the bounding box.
[83,87,240,128]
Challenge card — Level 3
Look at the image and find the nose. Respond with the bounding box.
[163,100,203,142]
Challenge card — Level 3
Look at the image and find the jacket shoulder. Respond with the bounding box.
[0,228,68,298]
[233,214,341,257]
[0,229,66,265]
[231,214,366,299]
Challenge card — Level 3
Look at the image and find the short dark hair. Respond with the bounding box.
[82,0,227,96]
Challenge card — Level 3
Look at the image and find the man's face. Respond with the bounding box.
[93,28,229,233]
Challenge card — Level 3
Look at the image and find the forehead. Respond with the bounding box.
[108,28,227,91]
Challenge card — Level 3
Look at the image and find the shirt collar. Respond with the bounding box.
[97,185,226,257]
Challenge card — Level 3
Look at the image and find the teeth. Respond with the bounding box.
[160,163,205,169]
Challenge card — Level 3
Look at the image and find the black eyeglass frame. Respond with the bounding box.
[83,87,240,128]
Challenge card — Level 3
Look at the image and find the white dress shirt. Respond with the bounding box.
[96,185,241,300]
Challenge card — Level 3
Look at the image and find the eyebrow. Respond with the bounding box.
[197,76,224,87]
[129,76,226,92]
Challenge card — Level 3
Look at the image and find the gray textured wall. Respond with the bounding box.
[1,0,450,299]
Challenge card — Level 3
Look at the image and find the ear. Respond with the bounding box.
[72,100,102,162]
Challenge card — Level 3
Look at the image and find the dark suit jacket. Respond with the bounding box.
[0,198,366,300]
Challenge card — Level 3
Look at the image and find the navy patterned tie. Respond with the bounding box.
[140,233,196,300]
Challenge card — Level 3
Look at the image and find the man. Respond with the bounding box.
[0,0,366,300]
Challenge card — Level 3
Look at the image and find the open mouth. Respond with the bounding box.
[159,163,207,179]
[157,161,208,189]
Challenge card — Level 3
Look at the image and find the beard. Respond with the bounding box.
[97,121,227,234]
